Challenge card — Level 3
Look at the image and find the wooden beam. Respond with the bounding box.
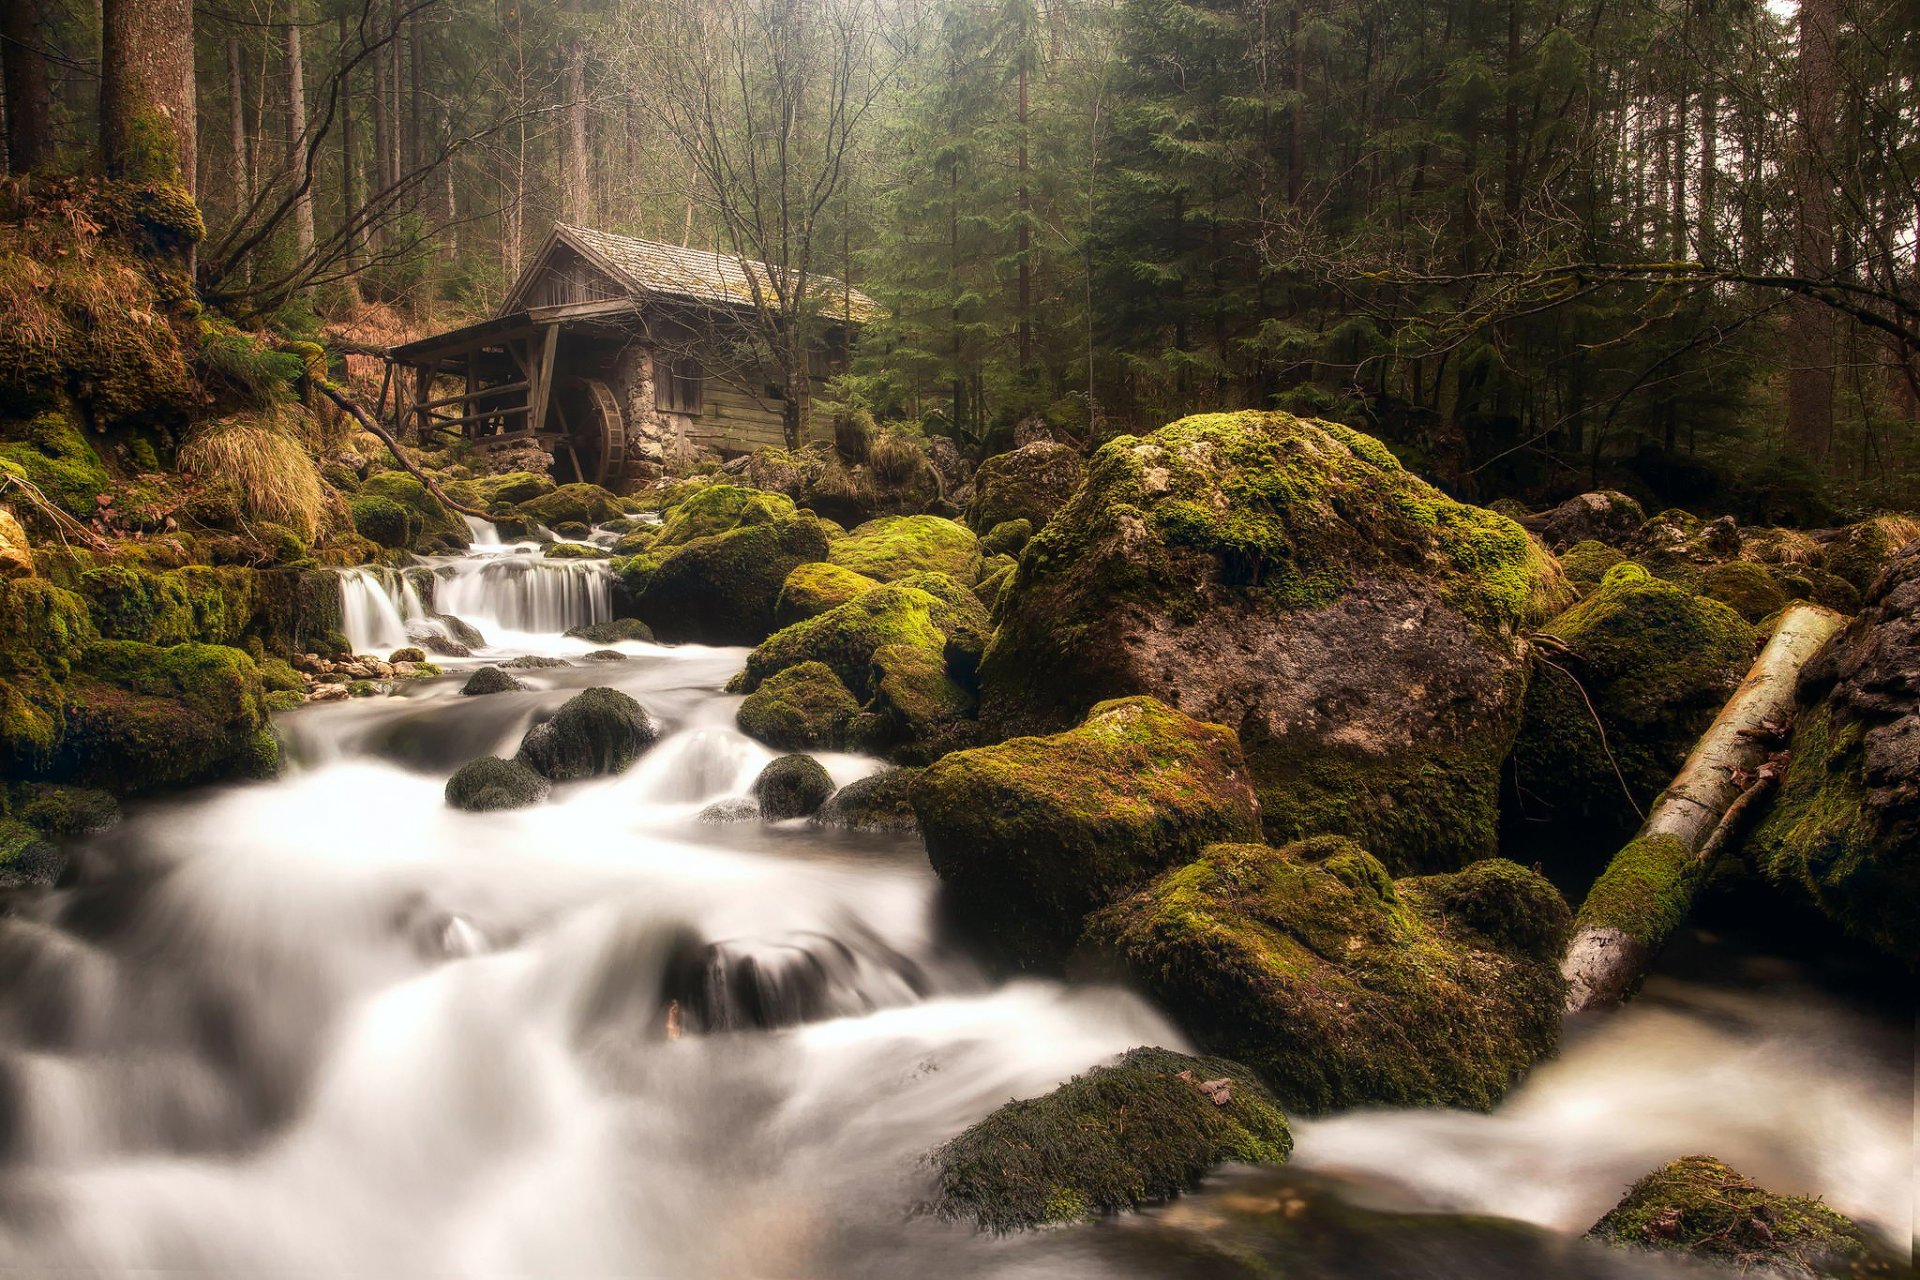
[428,404,531,431]
[529,324,560,437]
[418,380,530,412]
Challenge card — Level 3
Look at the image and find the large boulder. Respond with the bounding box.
[1512,563,1754,835]
[1519,490,1646,551]
[980,411,1569,873]
[1624,508,1742,584]
[752,753,835,819]
[446,756,550,811]
[813,767,921,833]
[1085,839,1569,1113]
[735,661,861,751]
[928,1046,1290,1232]
[516,687,657,781]
[650,483,797,548]
[964,441,1087,533]
[515,482,622,528]
[827,514,981,583]
[911,696,1262,967]
[740,580,977,703]
[1748,539,1919,964]
[1588,1156,1880,1279]
[624,515,832,645]
[773,561,880,628]
[1819,514,1920,594]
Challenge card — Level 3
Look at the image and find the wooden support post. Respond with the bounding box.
[529,324,560,439]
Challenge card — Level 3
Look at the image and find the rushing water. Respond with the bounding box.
[0,532,1909,1278]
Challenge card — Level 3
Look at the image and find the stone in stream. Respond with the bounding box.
[500,654,570,669]
[737,661,861,752]
[580,649,628,662]
[0,817,65,887]
[1588,1156,1879,1278]
[696,796,760,824]
[911,696,1260,969]
[445,756,549,811]
[752,754,835,820]
[813,768,921,834]
[620,513,832,646]
[927,1046,1290,1233]
[1082,839,1569,1114]
[515,687,658,781]
[564,617,655,644]
[977,410,1570,876]
[459,666,526,696]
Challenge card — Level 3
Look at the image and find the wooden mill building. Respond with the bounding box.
[386,224,879,485]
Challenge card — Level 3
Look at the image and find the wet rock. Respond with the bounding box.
[964,442,1087,534]
[827,514,982,584]
[460,666,526,696]
[6,782,119,836]
[1749,538,1920,964]
[1588,1156,1878,1278]
[1085,840,1570,1113]
[389,647,427,664]
[563,617,656,644]
[623,515,833,645]
[516,687,658,781]
[864,641,978,764]
[696,796,760,824]
[515,482,623,528]
[445,756,550,811]
[752,753,835,820]
[980,411,1569,874]
[736,661,861,751]
[581,649,628,662]
[773,562,880,629]
[649,484,796,548]
[1519,490,1647,551]
[912,696,1261,968]
[0,817,65,888]
[928,1046,1290,1232]
[500,654,570,669]
[812,768,921,833]
[1513,563,1755,836]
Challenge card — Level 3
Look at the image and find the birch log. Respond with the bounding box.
[1561,603,1846,1013]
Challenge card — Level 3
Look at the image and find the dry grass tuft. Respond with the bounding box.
[177,409,332,542]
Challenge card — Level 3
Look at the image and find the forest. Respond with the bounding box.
[0,0,1914,1277]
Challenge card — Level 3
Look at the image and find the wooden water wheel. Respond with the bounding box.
[550,377,627,486]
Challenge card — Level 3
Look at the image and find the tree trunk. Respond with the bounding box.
[563,0,590,222]
[2,0,53,173]
[287,15,315,264]
[1560,605,1846,1014]
[1786,0,1837,463]
[1016,39,1031,370]
[227,35,249,208]
[338,11,361,302]
[100,0,197,192]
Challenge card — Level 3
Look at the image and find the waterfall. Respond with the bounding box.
[462,515,502,548]
[337,567,430,654]
[434,556,610,637]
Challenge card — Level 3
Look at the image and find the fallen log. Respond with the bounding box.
[1560,603,1846,1014]
[312,379,501,524]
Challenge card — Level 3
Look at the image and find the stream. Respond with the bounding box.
[0,529,1909,1278]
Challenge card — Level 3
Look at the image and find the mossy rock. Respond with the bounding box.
[979,518,1032,558]
[1696,560,1788,622]
[0,816,64,887]
[357,471,463,542]
[447,471,554,508]
[928,1046,1290,1233]
[515,686,657,781]
[446,756,550,811]
[863,641,978,764]
[740,582,967,703]
[631,515,833,645]
[1588,1156,1878,1278]
[74,562,259,647]
[460,666,526,696]
[964,442,1088,534]
[1819,514,1920,594]
[1085,838,1570,1113]
[6,781,119,836]
[0,412,111,520]
[1558,539,1625,589]
[773,561,880,629]
[651,483,797,548]
[979,411,1568,875]
[543,541,605,560]
[1518,490,1646,551]
[564,617,655,644]
[813,767,921,833]
[515,482,623,528]
[827,514,982,584]
[1749,540,1919,965]
[736,661,860,751]
[1624,509,1741,586]
[912,696,1262,968]
[1513,563,1755,836]
[752,753,835,819]
[349,494,414,548]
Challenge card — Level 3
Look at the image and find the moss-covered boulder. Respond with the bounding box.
[1588,1156,1878,1278]
[1559,539,1626,589]
[753,753,835,819]
[359,472,463,546]
[1518,490,1646,551]
[928,1046,1290,1233]
[563,617,655,644]
[741,582,967,702]
[0,816,64,887]
[1819,514,1920,595]
[447,470,554,509]
[7,782,118,836]
[980,411,1568,874]
[979,518,1031,559]
[446,756,550,811]
[964,442,1087,534]
[0,579,97,768]
[55,640,278,792]
[813,767,921,832]
[651,483,796,548]
[515,482,622,529]
[1748,539,1919,964]
[349,494,413,548]
[1625,509,1742,585]
[515,686,657,781]
[827,514,982,584]
[912,696,1261,967]
[626,515,832,645]
[773,561,880,629]
[72,562,260,647]
[1513,563,1755,835]
[0,412,110,519]
[1085,839,1569,1113]
[460,666,525,696]
[864,641,978,763]
[736,661,860,751]
[1696,560,1789,623]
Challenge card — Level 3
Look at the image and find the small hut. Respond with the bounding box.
[386,224,878,484]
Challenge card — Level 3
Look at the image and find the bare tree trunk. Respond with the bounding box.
[227,35,250,211]
[1786,0,1837,463]
[563,0,590,222]
[337,11,361,303]
[408,8,424,178]
[287,14,315,266]
[2,0,53,173]
[1697,79,1717,263]
[1561,605,1846,1014]
[1016,37,1031,370]
[100,0,196,192]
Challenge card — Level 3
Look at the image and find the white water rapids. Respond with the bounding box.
[0,530,1908,1278]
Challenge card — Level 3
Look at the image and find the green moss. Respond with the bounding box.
[1696,560,1789,622]
[753,753,836,819]
[515,482,622,528]
[964,443,1087,533]
[1086,840,1569,1113]
[1571,832,1695,943]
[929,1046,1291,1233]
[774,561,880,628]
[911,696,1262,967]
[980,518,1032,558]
[75,562,258,646]
[633,516,833,645]
[515,686,656,780]
[445,471,554,509]
[652,483,797,548]
[0,815,64,886]
[1558,540,1626,589]
[264,689,304,712]
[864,641,978,763]
[56,640,276,792]
[6,782,119,836]
[349,494,413,548]
[1589,1156,1874,1277]
[256,655,304,694]
[1820,515,1919,594]
[0,413,111,518]
[543,541,605,560]
[741,583,952,701]
[828,514,982,583]
[736,661,861,751]
[815,767,923,832]
[446,756,550,811]
[359,471,462,544]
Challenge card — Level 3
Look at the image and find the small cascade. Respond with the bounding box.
[662,927,934,1033]
[434,555,611,637]
[462,515,502,548]
[338,567,431,654]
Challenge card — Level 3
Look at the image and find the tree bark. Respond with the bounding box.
[2,0,53,173]
[287,15,315,264]
[563,0,590,222]
[100,0,197,192]
[1561,604,1847,1014]
[1786,0,1837,463]
[337,11,362,302]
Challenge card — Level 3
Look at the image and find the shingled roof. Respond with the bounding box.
[520,223,881,323]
